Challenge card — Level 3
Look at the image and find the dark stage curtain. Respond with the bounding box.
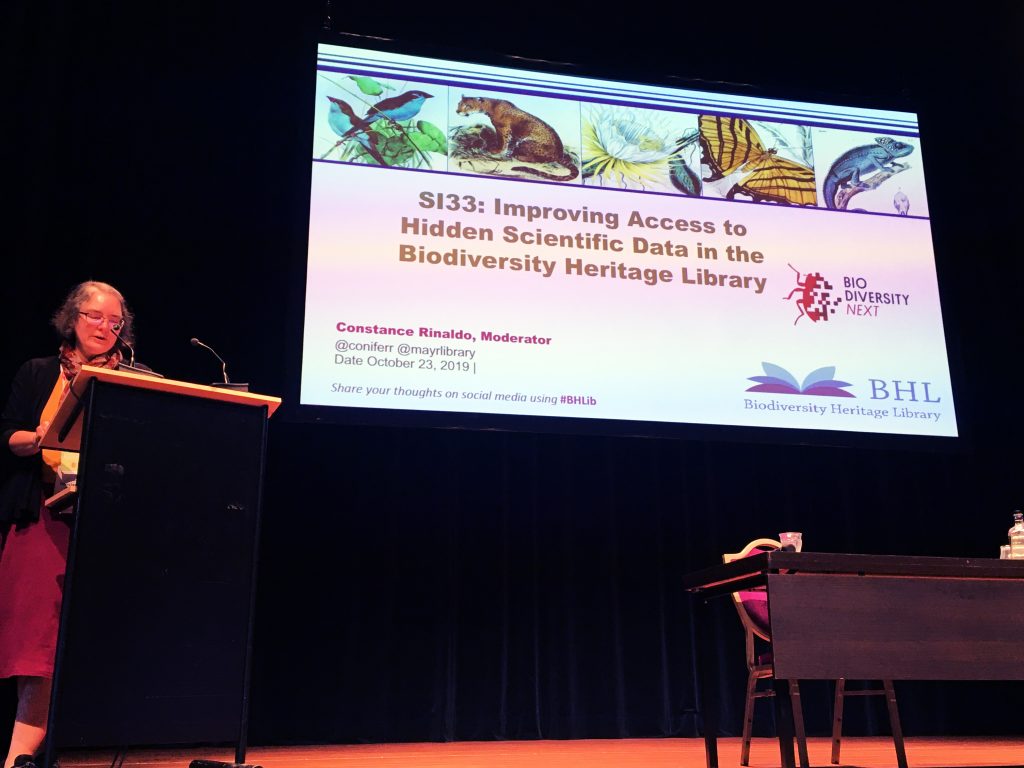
[3,0,1022,752]
[247,422,1021,744]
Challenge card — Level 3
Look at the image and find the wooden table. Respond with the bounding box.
[681,553,1024,768]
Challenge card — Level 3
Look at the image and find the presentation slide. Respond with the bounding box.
[301,42,957,438]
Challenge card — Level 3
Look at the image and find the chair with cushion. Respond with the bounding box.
[724,539,909,768]
[723,538,809,768]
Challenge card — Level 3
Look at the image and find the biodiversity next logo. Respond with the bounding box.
[783,264,911,325]
[783,264,841,325]
[746,362,855,397]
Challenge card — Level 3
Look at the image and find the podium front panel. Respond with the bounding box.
[52,379,268,747]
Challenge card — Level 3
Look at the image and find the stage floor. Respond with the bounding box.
[58,737,1024,768]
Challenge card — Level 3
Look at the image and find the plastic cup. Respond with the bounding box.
[1000,545,1012,559]
[779,532,803,552]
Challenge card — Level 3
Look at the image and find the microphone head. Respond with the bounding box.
[190,337,201,346]
[110,325,130,347]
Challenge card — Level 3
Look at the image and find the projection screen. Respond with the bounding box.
[300,41,957,439]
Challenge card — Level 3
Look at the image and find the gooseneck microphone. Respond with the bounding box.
[190,337,229,384]
[111,325,136,368]
[109,326,163,377]
[190,337,249,391]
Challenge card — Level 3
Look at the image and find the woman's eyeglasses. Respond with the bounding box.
[79,311,124,331]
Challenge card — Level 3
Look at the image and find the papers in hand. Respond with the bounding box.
[45,458,79,514]
[45,480,77,513]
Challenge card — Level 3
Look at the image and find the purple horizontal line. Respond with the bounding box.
[309,158,930,221]
[321,52,921,131]
[320,57,916,130]
[315,64,920,138]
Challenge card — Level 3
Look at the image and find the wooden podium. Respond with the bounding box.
[39,366,280,767]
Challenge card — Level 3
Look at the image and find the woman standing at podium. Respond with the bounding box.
[0,281,134,768]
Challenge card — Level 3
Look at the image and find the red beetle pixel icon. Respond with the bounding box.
[784,263,842,325]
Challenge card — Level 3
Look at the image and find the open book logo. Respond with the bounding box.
[746,363,855,398]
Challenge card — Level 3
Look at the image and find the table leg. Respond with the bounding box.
[773,678,796,768]
[693,597,719,768]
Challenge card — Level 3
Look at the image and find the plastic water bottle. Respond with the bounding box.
[1009,511,1024,560]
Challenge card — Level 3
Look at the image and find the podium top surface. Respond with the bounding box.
[41,365,281,451]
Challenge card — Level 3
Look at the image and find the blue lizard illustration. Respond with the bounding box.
[822,137,914,210]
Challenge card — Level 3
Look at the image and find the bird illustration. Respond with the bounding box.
[326,96,386,165]
[893,188,910,215]
[342,90,434,139]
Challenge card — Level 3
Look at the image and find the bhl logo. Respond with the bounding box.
[868,380,940,403]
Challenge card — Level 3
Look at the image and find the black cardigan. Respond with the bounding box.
[0,356,61,526]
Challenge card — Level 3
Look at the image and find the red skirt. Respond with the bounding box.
[0,507,71,679]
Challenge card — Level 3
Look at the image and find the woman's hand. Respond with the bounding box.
[8,421,50,457]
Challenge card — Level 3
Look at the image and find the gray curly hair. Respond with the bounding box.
[51,281,135,347]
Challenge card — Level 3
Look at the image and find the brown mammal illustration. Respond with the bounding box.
[455,96,579,181]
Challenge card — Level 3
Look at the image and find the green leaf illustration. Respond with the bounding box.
[349,75,384,96]
[413,120,447,153]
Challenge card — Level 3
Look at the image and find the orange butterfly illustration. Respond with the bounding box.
[699,115,816,206]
